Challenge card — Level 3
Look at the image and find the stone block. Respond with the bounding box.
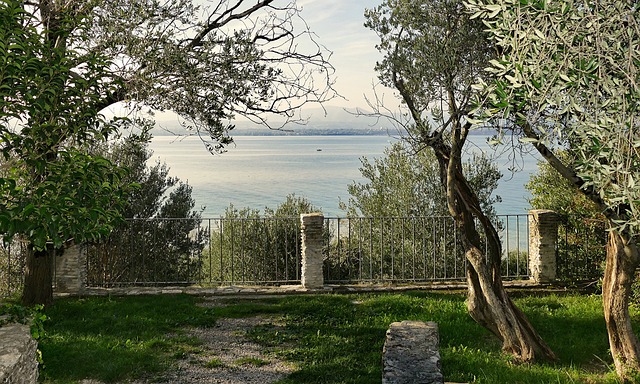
[0,323,38,384]
[383,320,443,384]
[528,210,559,283]
[301,213,324,289]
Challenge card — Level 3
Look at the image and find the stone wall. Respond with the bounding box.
[382,320,443,384]
[0,323,38,384]
[54,243,86,295]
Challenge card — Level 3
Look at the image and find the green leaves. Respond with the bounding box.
[0,1,132,250]
[469,0,640,234]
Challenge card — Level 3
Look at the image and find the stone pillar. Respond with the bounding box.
[383,320,444,384]
[300,213,324,289]
[528,209,560,283]
[54,243,86,295]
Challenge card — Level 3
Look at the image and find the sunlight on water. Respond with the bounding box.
[148,134,539,217]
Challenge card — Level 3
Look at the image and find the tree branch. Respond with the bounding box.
[187,0,275,49]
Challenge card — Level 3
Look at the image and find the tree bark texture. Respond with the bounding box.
[602,230,640,381]
[21,244,54,306]
[433,137,556,363]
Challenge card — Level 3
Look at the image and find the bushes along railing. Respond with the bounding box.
[0,211,606,296]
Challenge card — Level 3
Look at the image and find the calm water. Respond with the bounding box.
[148,135,539,217]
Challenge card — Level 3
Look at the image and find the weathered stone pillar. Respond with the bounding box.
[383,320,444,384]
[528,209,560,283]
[300,213,324,289]
[54,243,86,295]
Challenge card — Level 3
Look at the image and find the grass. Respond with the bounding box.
[38,291,633,383]
[205,357,226,369]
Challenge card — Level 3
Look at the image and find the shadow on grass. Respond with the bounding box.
[40,294,216,383]
[40,291,630,384]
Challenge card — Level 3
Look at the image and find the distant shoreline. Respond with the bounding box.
[151,127,499,137]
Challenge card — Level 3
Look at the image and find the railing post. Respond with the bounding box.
[528,209,559,283]
[300,213,324,289]
[54,243,86,295]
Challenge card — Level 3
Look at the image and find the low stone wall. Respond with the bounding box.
[0,322,38,383]
[383,320,443,384]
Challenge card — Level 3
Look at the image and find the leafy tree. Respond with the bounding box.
[0,1,131,305]
[203,194,318,284]
[341,141,501,219]
[468,0,640,377]
[87,134,204,286]
[526,152,605,282]
[1,0,334,305]
[365,0,555,361]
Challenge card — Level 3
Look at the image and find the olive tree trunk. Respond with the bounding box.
[462,211,556,362]
[602,230,640,381]
[433,136,556,363]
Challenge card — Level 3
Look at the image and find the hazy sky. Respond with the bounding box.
[296,0,385,109]
[147,0,388,125]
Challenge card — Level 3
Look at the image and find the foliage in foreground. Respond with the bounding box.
[39,292,630,383]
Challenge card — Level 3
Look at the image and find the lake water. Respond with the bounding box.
[148,134,540,218]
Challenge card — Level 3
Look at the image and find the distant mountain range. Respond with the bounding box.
[151,106,494,137]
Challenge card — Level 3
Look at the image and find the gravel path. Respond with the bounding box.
[80,302,294,384]
[156,316,294,383]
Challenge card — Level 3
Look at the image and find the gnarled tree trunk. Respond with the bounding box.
[434,134,556,363]
[455,183,555,362]
[602,230,640,381]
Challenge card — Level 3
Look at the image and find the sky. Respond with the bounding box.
[146,0,390,125]
[295,0,386,110]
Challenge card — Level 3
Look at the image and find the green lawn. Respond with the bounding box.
[38,291,633,383]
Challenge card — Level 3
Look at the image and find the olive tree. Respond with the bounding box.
[337,141,505,283]
[365,0,555,361]
[1,0,335,305]
[467,0,640,378]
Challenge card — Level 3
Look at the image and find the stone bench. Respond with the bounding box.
[382,320,444,384]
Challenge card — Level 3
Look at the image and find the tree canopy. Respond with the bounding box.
[78,0,336,150]
[1,0,335,305]
[468,0,640,234]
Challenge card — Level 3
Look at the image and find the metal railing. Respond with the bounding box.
[323,214,531,283]
[556,216,607,282]
[85,217,301,287]
[1,213,607,295]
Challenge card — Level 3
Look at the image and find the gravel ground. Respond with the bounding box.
[80,300,294,384]
[155,316,294,384]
